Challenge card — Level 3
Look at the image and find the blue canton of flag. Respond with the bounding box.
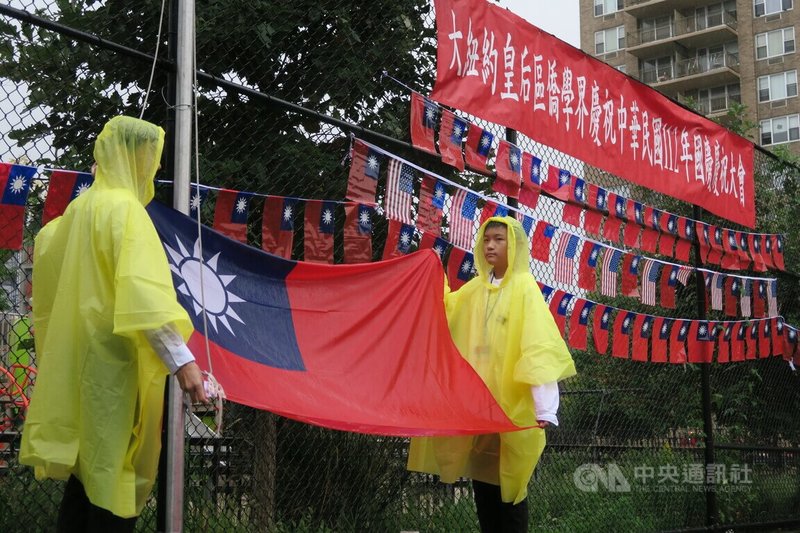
[621,312,635,334]
[697,321,710,341]
[739,233,749,252]
[189,185,208,216]
[457,251,475,282]
[558,169,571,187]
[230,192,251,224]
[668,265,679,287]
[614,195,626,219]
[640,316,654,339]
[714,227,723,246]
[462,192,478,218]
[365,148,381,180]
[494,204,509,217]
[588,243,601,267]
[659,318,672,340]
[357,204,373,234]
[685,219,694,240]
[596,187,607,211]
[764,319,771,338]
[319,201,336,234]
[727,230,738,250]
[432,180,446,209]
[736,323,747,341]
[731,277,740,297]
[540,284,554,302]
[677,320,690,342]
[723,323,733,341]
[520,215,534,236]
[281,198,298,230]
[630,255,641,275]
[634,202,644,225]
[432,237,450,260]
[754,234,762,254]
[573,178,586,203]
[777,234,784,253]
[422,98,438,129]
[600,307,613,330]
[478,131,494,157]
[558,293,573,316]
[398,223,415,254]
[451,116,468,143]
[2,165,35,205]
[509,145,522,172]
[666,214,678,235]
[609,249,623,272]
[578,301,595,326]
[71,172,94,200]
[651,209,661,230]
[701,224,710,244]
[529,156,542,185]
[565,235,580,259]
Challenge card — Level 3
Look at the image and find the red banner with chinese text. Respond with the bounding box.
[432,0,755,227]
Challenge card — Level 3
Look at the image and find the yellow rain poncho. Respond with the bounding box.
[408,216,576,504]
[20,116,192,518]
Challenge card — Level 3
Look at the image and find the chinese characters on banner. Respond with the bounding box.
[432,0,756,228]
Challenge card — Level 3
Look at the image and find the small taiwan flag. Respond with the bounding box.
[212,189,250,243]
[0,163,36,250]
[43,169,93,225]
[465,126,494,172]
[410,91,438,154]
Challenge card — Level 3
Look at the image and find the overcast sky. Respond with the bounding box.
[495,0,581,47]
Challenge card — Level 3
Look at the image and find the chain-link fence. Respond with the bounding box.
[1,0,799,531]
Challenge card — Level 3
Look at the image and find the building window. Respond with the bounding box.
[755,27,795,59]
[754,0,793,17]
[757,70,798,102]
[616,64,627,74]
[689,84,741,114]
[760,114,800,145]
[639,15,673,43]
[594,0,624,16]
[595,26,626,55]
[640,56,673,83]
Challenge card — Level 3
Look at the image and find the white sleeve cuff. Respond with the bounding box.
[144,323,196,374]
[531,381,560,426]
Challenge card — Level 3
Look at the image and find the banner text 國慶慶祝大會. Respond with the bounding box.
[432,0,755,228]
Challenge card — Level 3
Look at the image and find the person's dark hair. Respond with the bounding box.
[484,220,507,232]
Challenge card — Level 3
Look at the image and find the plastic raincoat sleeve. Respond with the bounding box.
[513,280,577,386]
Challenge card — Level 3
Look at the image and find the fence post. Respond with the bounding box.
[692,206,719,530]
[505,128,518,209]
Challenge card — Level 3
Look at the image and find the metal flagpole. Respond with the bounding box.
[166,0,194,530]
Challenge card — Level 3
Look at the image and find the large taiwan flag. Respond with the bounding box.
[147,202,518,436]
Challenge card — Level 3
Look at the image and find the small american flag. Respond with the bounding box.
[601,248,623,297]
[768,279,778,317]
[554,233,580,285]
[449,188,478,250]
[740,279,752,317]
[385,159,415,224]
[711,273,725,310]
[676,266,692,286]
[640,259,661,306]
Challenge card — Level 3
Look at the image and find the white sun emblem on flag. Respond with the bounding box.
[322,209,333,225]
[575,185,583,199]
[461,259,472,273]
[283,205,293,221]
[680,324,688,336]
[602,312,609,325]
[480,135,491,148]
[9,175,26,194]
[235,198,248,214]
[623,317,631,329]
[425,106,436,123]
[580,308,588,319]
[190,193,202,211]
[642,321,650,333]
[699,324,707,336]
[400,231,412,246]
[366,155,379,172]
[453,123,463,137]
[359,210,370,226]
[164,237,245,335]
[560,298,568,310]
[434,187,444,200]
[661,323,668,335]
[616,203,623,215]
[433,244,444,257]
[74,183,91,198]
[510,152,520,168]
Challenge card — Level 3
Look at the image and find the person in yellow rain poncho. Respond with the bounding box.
[20,116,208,532]
[408,216,576,533]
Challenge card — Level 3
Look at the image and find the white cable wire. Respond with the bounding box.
[139,0,167,119]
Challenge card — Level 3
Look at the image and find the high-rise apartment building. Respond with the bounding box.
[579,0,800,153]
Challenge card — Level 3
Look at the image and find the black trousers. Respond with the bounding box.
[472,479,529,533]
[57,475,138,533]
